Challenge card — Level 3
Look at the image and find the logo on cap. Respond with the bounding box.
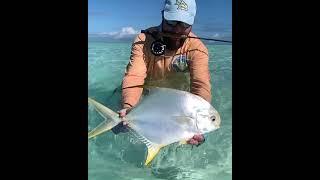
[175,0,188,11]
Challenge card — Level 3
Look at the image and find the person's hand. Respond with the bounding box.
[187,134,205,146]
[111,108,130,134]
[118,108,128,119]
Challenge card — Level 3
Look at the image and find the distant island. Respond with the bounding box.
[88,36,231,45]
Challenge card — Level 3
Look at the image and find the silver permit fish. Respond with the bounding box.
[88,87,221,166]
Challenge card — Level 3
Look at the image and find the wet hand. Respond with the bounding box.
[187,134,205,146]
[118,109,128,119]
[111,108,130,134]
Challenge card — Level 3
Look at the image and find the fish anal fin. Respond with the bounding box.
[126,124,163,166]
[145,144,162,166]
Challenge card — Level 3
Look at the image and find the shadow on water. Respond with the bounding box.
[88,85,123,112]
[122,142,146,167]
[151,166,183,180]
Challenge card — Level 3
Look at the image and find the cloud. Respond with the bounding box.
[94,27,139,38]
[88,27,139,42]
[210,33,231,39]
[115,27,139,39]
[105,32,118,36]
[191,22,232,44]
[192,20,232,41]
[213,33,220,38]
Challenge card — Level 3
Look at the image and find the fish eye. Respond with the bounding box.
[211,116,216,122]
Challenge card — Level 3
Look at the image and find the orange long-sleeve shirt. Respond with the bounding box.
[121,26,212,109]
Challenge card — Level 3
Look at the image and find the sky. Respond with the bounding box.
[88,0,232,42]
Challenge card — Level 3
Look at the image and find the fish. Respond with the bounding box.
[88,87,221,166]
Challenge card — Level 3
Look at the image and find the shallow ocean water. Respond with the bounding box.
[88,42,232,180]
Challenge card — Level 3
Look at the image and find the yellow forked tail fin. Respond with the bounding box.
[88,120,119,139]
[88,97,121,139]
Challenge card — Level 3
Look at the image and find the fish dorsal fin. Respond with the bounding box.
[127,124,163,166]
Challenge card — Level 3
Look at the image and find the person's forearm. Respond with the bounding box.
[189,50,212,103]
[122,77,144,108]
[121,33,147,108]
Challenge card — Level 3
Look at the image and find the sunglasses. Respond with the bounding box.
[165,20,191,28]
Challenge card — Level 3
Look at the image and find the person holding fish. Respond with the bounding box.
[113,0,211,146]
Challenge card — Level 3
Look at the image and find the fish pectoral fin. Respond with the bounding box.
[145,144,162,166]
[173,116,194,125]
[88,120,119,139]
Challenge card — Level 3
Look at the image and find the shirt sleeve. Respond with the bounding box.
[189,42,212,103]
[121,34,147,109]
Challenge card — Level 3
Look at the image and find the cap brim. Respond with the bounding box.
[164,11,194,25]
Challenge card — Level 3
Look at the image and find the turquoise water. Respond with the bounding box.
[88,42,232,180]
